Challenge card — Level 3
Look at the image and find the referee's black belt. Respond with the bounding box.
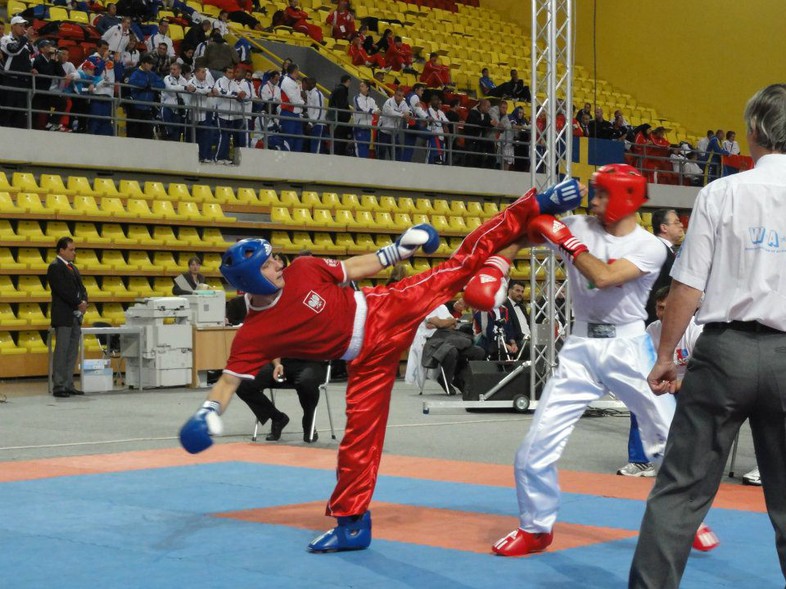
[705,321,783,334]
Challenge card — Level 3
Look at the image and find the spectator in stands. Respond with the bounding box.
[120,36,140,72]
[69,60,98,133]
[256,69,282,147]
[425,93,449,165]
[587,106,613,139]
[173,256,206,294]
[214,64,246,163]
[190,65,218,162]
[670,144,703,187]
[0,16,35,129]
[96,3,121,34]
[327,0,355,40]
[279,62,305,152]
[490,69,530,101]
[420,52,452,88]
[102,16,131,54]
[464,98,496,169]
[46,47,76,132]
[234,63,254,148]
[279,58,293,81]
[87,50,116,136]
[348,33,386,69]
[203,31,239,78]
[578,102,591,120]
[510,105,530,172]
[358,25,376,55]
[401,83,427,162]
[211,0,264,32]
[723,130,741,155]
[184,19,213,52]
[443,97,463,164]
[147,19,175,57]
[572,109,588,137]
[479,67,496,96]
[283,0,325,45]
[126,53,165,139]
[493,100,516,171]
[613,108,631,129]
[303,76,327,154]
[377,86,411,161]
[31,40,62,131]
[706,128,730,181]
[177,46,195,70]
[160,61,192,141]
[385,35,414,73]
[696,129,713,157]
[328,74,352,156]
[352,80,378,158]
[374,28,394,55]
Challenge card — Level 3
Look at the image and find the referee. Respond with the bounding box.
[630,84,786,587]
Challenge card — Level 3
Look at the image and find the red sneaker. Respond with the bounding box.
[492,528,554,556]
[692,523,719,552]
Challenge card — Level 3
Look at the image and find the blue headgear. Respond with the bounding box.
[219,238,279,295]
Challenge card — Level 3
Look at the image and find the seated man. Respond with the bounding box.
[420,52,452,87]
[385,36,414,72]
[474,306,518,360]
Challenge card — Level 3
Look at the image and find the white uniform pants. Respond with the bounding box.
[514,332,676,533]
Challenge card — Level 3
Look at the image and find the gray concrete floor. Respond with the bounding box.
[0,377,758,483]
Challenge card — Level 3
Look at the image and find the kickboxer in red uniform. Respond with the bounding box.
[180,178,584,552]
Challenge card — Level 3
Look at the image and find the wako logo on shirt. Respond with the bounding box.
[303,291,326,313]
[748,226,785,252]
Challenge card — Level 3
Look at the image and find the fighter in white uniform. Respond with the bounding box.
[493,163,717,556]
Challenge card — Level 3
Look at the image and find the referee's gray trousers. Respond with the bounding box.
[52,317,81,391]
[629,324,786,588]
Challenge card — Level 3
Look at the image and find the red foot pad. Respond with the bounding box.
[492,528,554,557]
[692,523,720,552]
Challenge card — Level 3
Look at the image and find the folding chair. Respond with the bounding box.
[252,362,336,441]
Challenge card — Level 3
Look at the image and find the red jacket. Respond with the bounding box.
[326,9,355,39]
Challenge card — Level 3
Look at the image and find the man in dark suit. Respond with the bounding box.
[328,74,352,155]
[503,280,530,349]
[463,99,496,168]
[47,237,89,397]
[645,209,684,324]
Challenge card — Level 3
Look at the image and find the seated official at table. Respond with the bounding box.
[173,256,207,295]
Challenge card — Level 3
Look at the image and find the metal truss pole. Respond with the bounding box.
[529,0,574,403]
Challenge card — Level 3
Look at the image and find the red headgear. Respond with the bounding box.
[590,163,648,223]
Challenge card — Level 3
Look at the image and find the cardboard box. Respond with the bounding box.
[81,359,113,393]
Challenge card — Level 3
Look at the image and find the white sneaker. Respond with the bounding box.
[742,467,761,486]
[616,462,656,477]
[217,159,234,165]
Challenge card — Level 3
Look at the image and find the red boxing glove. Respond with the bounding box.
[527,215,589,261]
[463,255,510,312]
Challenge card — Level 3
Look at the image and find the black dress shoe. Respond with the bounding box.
[266,414,290,441]
[53,389,71,398]
[304,430,319,444]
[67,388,85,396]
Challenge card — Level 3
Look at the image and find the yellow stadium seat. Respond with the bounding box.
[100,303,126,325]
[128,224,162,245]
[151,200,180,220]
[320,192,340,209]
[397,197,417,214]
[313,233,344,253]
[312,209,338,228]
[152,252,179,271]
[412,213,430,226]
[374,234,392,249]
[73,249,103,270]
[482,202,499,217]
[290,208,315,226]
[271,206,294,224]
[152,277,172,296]
[100,197,132,218]
[45,193,73,215]
[0,332,26,355]
[66,176,96,196]
[354,234,378,253]
[177,201,202,220]
[44,221,72,241]
[0,191,20,213]
[177,227,203,246]
[432,199,451,215]
[16,192,46,213]
[101,223,135,244]
[361,195,380,211]
[256,189,278,206]
[17,275,48,296]
[92,178,120,198]
[101,276,129,296]
[66,195,102,217]
[291,231,316,251]
[202,203,233,222]
[40,174,76,196]
[340,193,361,210]
[118,179,145,199]
[144,181,168,201]
[125,199,155,219]
[153,226,183,245]
[0,220,19,241]
[0,304,26,326]
[415,198,434,214]
[279,190,301,208]
[214,186,237,204]
[449,216,468,232]
[0,173,16,194]
[466,216,482,230]
[411,258,432,274]
[17,303,48,327]
[378,196,398,212]
[355,210,375,228]
[18,330,48,352]
[271,231,295,251]
[12,173,44,193]
[0,276,19,299]
[201,253,222,272]
[466,201,484,217]
[190,184,214,202]
[128,251,157,270]
[167,183,191,201]
[301,191,321,209]
[393,213,412,229]
[430,215,450,232]
[169,23,184,41]
[334,209,359,228]
[17,221,48,243]
[127,277,156,297]
[81,276,101,296]
[101,250,133,270]
[202,228,226,247]
[48,6,70,20]
[334,234,356,251]
[449,201,468,217]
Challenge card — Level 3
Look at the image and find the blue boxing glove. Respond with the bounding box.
[179,401,223,454]
[376,223,440,268]
[534,178,582,216]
